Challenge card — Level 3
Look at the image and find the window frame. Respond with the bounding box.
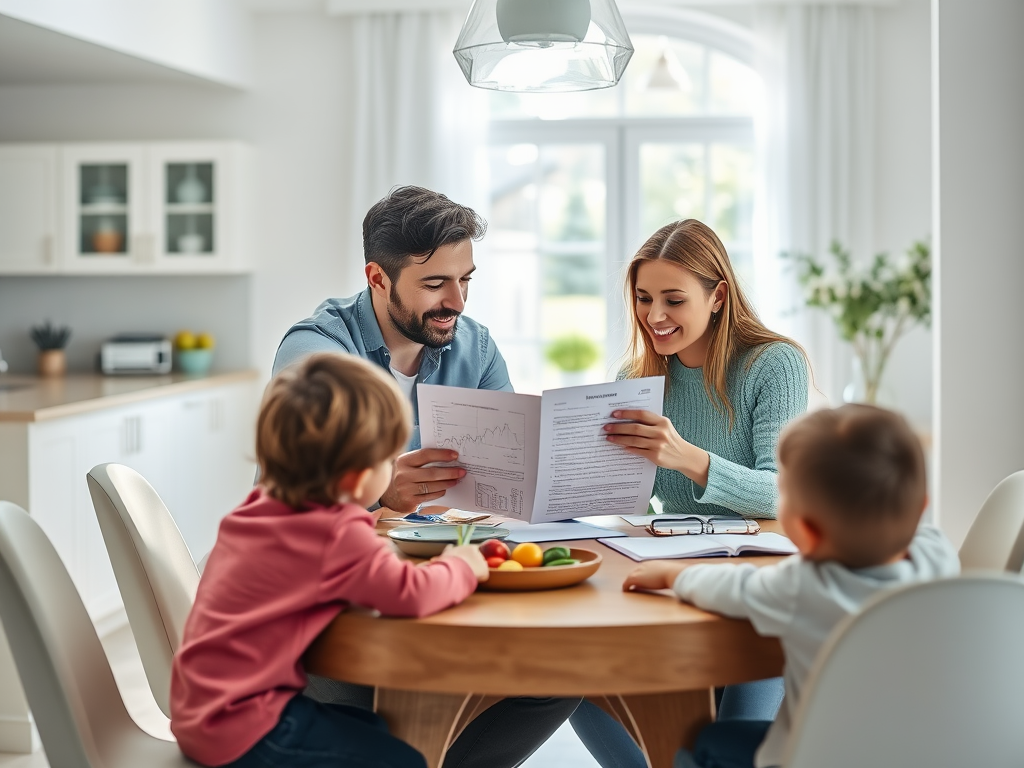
[485,9,757,380]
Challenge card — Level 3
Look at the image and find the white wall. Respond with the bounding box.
[0,0,254,88]
[933,0,1024,546]
[872,0,932,430]
[0,13,357,381]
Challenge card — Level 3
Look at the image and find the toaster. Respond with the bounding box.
[101,334,172,375]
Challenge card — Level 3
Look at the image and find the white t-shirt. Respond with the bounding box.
[673,525,961,768]
[390,368,417,402]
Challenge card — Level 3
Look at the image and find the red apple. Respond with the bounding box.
[485,556,506,569]
[479,538,510,561]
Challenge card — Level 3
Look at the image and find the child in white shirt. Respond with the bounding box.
[623,404,960,768]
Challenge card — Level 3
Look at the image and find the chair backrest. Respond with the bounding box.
[0,501,144,766]
[87,464,200,718]
[784,575,1024,768]
[958,470,1024,571]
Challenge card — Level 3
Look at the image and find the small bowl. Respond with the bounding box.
[481,547,602,592]
[387,524,510,558]
[176,348,213,375]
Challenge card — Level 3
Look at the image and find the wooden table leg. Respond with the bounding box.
[588,690,715,768]
[375,688,476,768]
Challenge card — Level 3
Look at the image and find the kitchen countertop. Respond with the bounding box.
[0,370,261,423]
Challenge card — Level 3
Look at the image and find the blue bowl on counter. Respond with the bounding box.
[176,348,213,375]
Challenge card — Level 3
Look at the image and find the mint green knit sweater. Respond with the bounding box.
[654,342,808,519]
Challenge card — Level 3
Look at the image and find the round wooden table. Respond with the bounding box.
[305,517,785,768]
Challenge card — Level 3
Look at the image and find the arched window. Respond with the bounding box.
[475,11,759,394]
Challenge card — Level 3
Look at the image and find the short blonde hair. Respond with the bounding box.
[778,404,926,568]
[257,353,411,509]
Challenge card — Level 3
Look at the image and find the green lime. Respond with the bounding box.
[543,558,579,567]
[542,546,571,565]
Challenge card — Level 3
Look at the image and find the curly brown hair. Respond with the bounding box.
[257,353,411,509]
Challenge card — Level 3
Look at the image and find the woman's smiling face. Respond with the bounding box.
[634,260,723,367]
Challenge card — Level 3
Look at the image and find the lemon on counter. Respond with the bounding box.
[196,332,216,349]
[174,330,197,350]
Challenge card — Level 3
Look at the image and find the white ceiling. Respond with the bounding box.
[0,14,226,87]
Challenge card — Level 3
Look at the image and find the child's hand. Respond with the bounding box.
[622,561,689,592]
[440,544,489,582]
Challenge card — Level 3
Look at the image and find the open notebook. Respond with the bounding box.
[599,532,797,561]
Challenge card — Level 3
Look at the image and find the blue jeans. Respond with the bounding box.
[222,694,426,768]
[675,721,772,768]
[569,679,784,768]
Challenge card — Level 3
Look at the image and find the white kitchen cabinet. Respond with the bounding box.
[0,140,252,275]
[0,145,59,273]
[60,143,148,272]
[2,379,256,624]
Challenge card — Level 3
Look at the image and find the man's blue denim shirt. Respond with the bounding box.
[273,289,514,449]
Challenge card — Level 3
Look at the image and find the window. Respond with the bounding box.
[474,21,760,395]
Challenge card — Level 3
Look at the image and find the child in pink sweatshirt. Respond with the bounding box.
[170,353,488,768]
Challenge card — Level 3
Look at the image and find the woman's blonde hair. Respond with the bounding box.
[622,219,806,428]
[257,353,411,508]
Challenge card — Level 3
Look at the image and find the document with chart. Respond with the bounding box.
[417,377,664,523]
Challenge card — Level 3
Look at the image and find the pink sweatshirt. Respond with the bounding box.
[170,488,477,766]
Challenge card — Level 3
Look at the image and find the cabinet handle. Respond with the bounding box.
[133,234,154,264]
[210,399,224,432]
[123,416,143,454]
[42,234,54,265]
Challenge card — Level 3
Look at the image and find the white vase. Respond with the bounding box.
[175,165,207,204]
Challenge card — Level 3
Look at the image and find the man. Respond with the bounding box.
[273,186,579,768]
[274,185,511,512]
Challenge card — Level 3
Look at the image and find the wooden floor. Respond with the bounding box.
[0,622,599,768]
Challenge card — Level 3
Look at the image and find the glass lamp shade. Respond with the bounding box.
[453,0,634,92]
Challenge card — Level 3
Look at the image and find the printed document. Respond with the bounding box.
[417,377,664,523]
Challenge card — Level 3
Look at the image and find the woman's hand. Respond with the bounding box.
[604,409,711,486]
[622,561,691,592]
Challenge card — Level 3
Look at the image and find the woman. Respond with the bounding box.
[570,219,809,767]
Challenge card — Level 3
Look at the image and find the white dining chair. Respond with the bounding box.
[783,574,1024,768]
[958,469,1024,572]
[0,501,193,767]
[87,463,200,719]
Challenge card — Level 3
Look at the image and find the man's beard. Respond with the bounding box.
[387,286,460,348]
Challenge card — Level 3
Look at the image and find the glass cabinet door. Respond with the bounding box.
[150,143,231,270]
[62,145,146,270]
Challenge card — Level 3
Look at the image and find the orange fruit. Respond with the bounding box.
[511,542,543,568]
[496,560,524,572]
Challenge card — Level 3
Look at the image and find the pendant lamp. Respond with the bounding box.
[453,0,634,92]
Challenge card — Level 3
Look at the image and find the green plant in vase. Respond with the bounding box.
[784,240,931,404]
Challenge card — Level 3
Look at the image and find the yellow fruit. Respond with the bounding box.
[511,542,543,568]
[496,560,524,572]
[196,332,216,349]
[174,330,197,350]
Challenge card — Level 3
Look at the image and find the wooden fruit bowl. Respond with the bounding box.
[480,548,602,592]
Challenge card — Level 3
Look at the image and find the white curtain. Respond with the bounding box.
[345,11,489,294]
[751,5,876,406]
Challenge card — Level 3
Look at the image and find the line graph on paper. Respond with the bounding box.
[431,404,526,467]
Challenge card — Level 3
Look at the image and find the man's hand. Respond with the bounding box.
[379,448,467,512]
[622,561,691,592]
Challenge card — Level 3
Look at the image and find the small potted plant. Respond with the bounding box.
[545,334,600,387]
[30,321,71,377]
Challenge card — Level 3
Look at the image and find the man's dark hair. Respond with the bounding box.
[362,186,487,279]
